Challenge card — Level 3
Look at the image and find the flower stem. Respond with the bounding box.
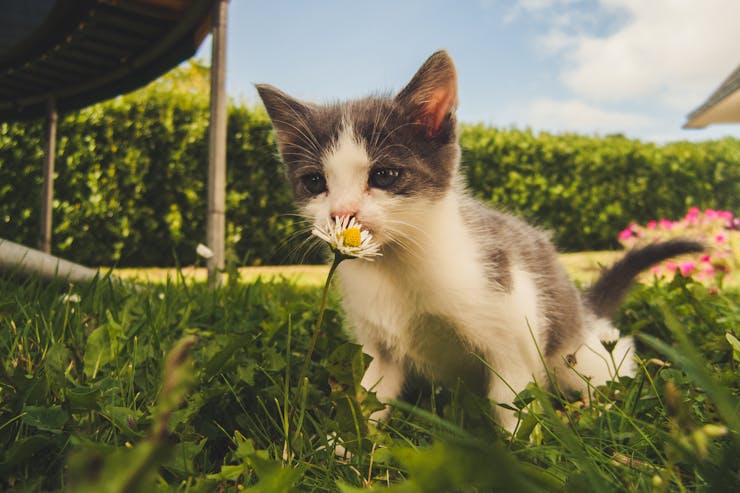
[286,255,343,460]
[295,254,343,399]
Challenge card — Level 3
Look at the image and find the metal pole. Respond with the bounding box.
[40,97,57,254]
[0,237,99,283]
[206,0,228,287]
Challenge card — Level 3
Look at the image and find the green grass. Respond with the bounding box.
[1,267,738,492]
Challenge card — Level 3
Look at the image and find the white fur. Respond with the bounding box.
[336,189,558,429]
[305,123,389,233]
[322,125,369,214]
[309,125,634,432]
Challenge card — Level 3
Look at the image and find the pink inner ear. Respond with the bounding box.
[419,83,457,137]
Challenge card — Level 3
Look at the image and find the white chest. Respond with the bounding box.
[338,254,542,377]
[335,194,546,384]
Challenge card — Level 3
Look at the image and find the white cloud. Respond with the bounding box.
[504,0,573,23]
[518,0,556,10]
[545,0,740,109]
[523,98,655,134]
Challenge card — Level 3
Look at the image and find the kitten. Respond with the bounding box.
[256,51,702,432]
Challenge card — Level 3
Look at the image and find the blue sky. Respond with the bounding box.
[194,0,740,143]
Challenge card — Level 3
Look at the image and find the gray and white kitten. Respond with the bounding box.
[257,51,702,431]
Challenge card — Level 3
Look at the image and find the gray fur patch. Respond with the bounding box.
[458,197,584,356]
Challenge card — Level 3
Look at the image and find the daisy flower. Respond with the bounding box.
[196,243,214,259]
[60,293,81,304]
[312,215,382,261]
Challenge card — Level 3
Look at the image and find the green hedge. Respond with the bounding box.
[461,126,739,251]
[1,64,304,266]
[1,63,738,266]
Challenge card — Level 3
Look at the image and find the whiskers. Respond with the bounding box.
[277,214,329,265]
[279,213,431,266]
[381,217,431,258]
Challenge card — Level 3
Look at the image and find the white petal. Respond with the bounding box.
[311,215,382,261]
[196,243,214,259]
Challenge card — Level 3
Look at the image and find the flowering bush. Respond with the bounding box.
[618,207,739,284]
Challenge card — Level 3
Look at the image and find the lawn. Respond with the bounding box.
[1,256,738,491]
[111,251,624,286]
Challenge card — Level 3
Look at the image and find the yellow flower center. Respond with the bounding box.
[341,227,362,248]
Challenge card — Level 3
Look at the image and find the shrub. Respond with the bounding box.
[618,207,738,283]
[461,126,739,251]
[1,62,313,266]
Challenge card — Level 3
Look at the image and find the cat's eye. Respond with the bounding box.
[369,168,401,189]
[300,173,327,195]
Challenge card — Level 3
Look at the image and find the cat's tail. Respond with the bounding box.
[585,239,704,318]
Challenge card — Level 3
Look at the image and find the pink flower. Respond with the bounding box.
[679,261,696,276]
[618,225,635,241]
[685,207,700,224]
[718,210,733,221]
[618,207,734,286]
[717,210,735,228]
[659,219,674,230]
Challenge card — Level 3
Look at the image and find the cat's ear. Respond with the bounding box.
[256,84,314,152]
[395,50,458,138]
